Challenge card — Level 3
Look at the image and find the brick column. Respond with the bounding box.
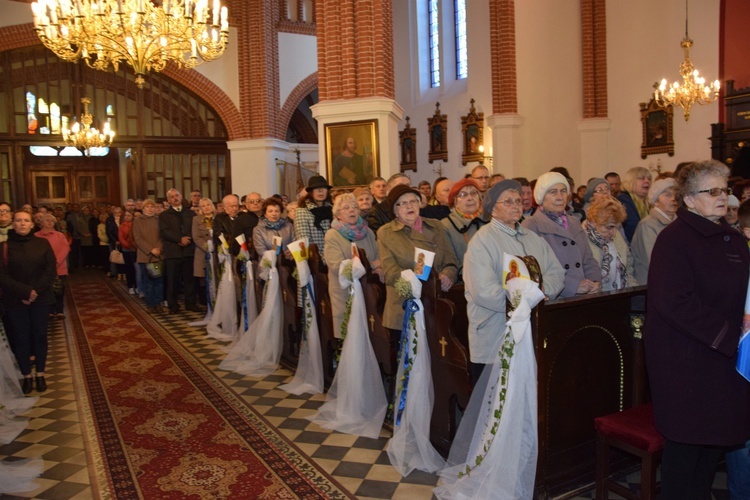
[312,0,402,180]
[315,0,395,100]
[489,0,517,114]
[486,0,523,178]
[578,0,610,183]
[581,0,607,118]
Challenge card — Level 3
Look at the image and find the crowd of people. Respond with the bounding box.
[0,158,748,497]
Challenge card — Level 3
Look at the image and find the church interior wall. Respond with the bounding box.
[278,32,317,108]
[193,27,241,111]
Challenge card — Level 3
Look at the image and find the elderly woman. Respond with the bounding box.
[441,178,486,280]
[645,160,750,498]
[616,166,652,242]
[0,210,56,393]
[582,197,635,291]
[353,187,374,219]
[253,197,294,258]
[294,175,333,261]
[464,179,565,381]
[192,197,215,306]
[377,184,458,332]
[630,178,677,284]
[324,193,382,339]
[522,172,600,298]
[132,199,164,313]
[582,177,611,211]
[34,213,70,319]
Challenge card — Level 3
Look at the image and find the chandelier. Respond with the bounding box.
[30,0,229,88]
[62,98,115,156]
[652,0,719,121]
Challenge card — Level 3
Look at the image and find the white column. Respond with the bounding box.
[578,118,612,182]
[227,139,319,198]
[486,113,525,178]
[311,97,404,183]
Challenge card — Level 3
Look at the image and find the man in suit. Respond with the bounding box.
[213,194,258,261]
[159,188,202,314]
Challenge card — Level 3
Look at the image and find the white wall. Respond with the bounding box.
[278,32,318,108]
[0,0,32,26]
[193,27,240,111]
[392,0,721,188]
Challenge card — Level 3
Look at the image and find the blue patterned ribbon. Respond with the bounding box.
[241,262,249,331]
[205,251,214,313]
[300,282,316,341]
[396,298,419,426]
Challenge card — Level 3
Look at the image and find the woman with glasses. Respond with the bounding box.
[324,193,381,340]
[522,172,600,298]
[582,177,612,211]
[581,197,635,291]
[617,166,653,243]
[630,178,677,284]
[377,184,458,333]
[441,179,486,280]
[645,160,750,499]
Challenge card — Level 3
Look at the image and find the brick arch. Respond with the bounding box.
[162,67,247,140]
[279,72,318,139]
[0,23,246,141]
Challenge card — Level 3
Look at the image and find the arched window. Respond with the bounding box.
[429,0,441,88]
[455,0,467,80]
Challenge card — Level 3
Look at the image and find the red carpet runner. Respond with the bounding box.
[66,273,351,498]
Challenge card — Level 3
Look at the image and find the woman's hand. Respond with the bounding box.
[439,273,453,292]
[151,248,161,257]
[28,290,38,302]
[576,279,599,294]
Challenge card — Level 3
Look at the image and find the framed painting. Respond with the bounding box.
[400,116,417,172]
[640,99,674,159]
[428,102,448,164]
[325,119,380,188]
[461,98,484,165]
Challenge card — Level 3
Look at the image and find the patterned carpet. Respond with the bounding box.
[65,272,351,499]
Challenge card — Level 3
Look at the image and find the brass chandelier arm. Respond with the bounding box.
[31,0,229,88]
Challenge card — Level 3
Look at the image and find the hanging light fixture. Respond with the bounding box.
[652,0,720,121]
[62,97,115,156]
[30,0,229,88]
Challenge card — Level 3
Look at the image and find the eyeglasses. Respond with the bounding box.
[593,187,610,194]
[338,204,356,211]
[456,190,480,199]
[696,187,731,197]
[472,176,490,181]
[248,199,262,204]
[496,198,523,207]
[395,198,420,208]
[0,209,10,214]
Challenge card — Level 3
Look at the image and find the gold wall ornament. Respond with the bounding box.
[62,97,115,156]
[652,0,719,120]
[31,0,229,88]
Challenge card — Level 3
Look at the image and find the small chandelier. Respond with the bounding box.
[653,0,720,121]
[62,98,115,156]
[30,0,229,88]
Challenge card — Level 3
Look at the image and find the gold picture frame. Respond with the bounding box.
[461,98,484,165]
[640,99,674,159]
[400,116,417,172]
[325,119,380,188]
[428,102,448,164]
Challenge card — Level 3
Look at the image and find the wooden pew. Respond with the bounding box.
[422,281,648,497]
[359,249,400,406]
[308,244,337,386]
[533,286,648,497]
[421,277,472,456]
[278,259,301,367]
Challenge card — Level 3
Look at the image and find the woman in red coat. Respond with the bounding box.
[645,160,750,499]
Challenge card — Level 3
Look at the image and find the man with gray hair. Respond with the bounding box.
[367,173,411,232]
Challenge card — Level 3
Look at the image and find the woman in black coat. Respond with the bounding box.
[645,160,750,499]
[0,210,56,394]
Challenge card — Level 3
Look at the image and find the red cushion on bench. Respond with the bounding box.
[594,403,665,454]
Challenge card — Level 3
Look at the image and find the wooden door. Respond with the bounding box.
[32,171,70,207]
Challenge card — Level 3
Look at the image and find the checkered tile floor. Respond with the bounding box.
[0,271,732,499]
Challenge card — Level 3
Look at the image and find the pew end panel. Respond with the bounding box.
[533,286,648,498]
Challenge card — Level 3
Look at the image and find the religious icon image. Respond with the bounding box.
[325,120,380,188]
